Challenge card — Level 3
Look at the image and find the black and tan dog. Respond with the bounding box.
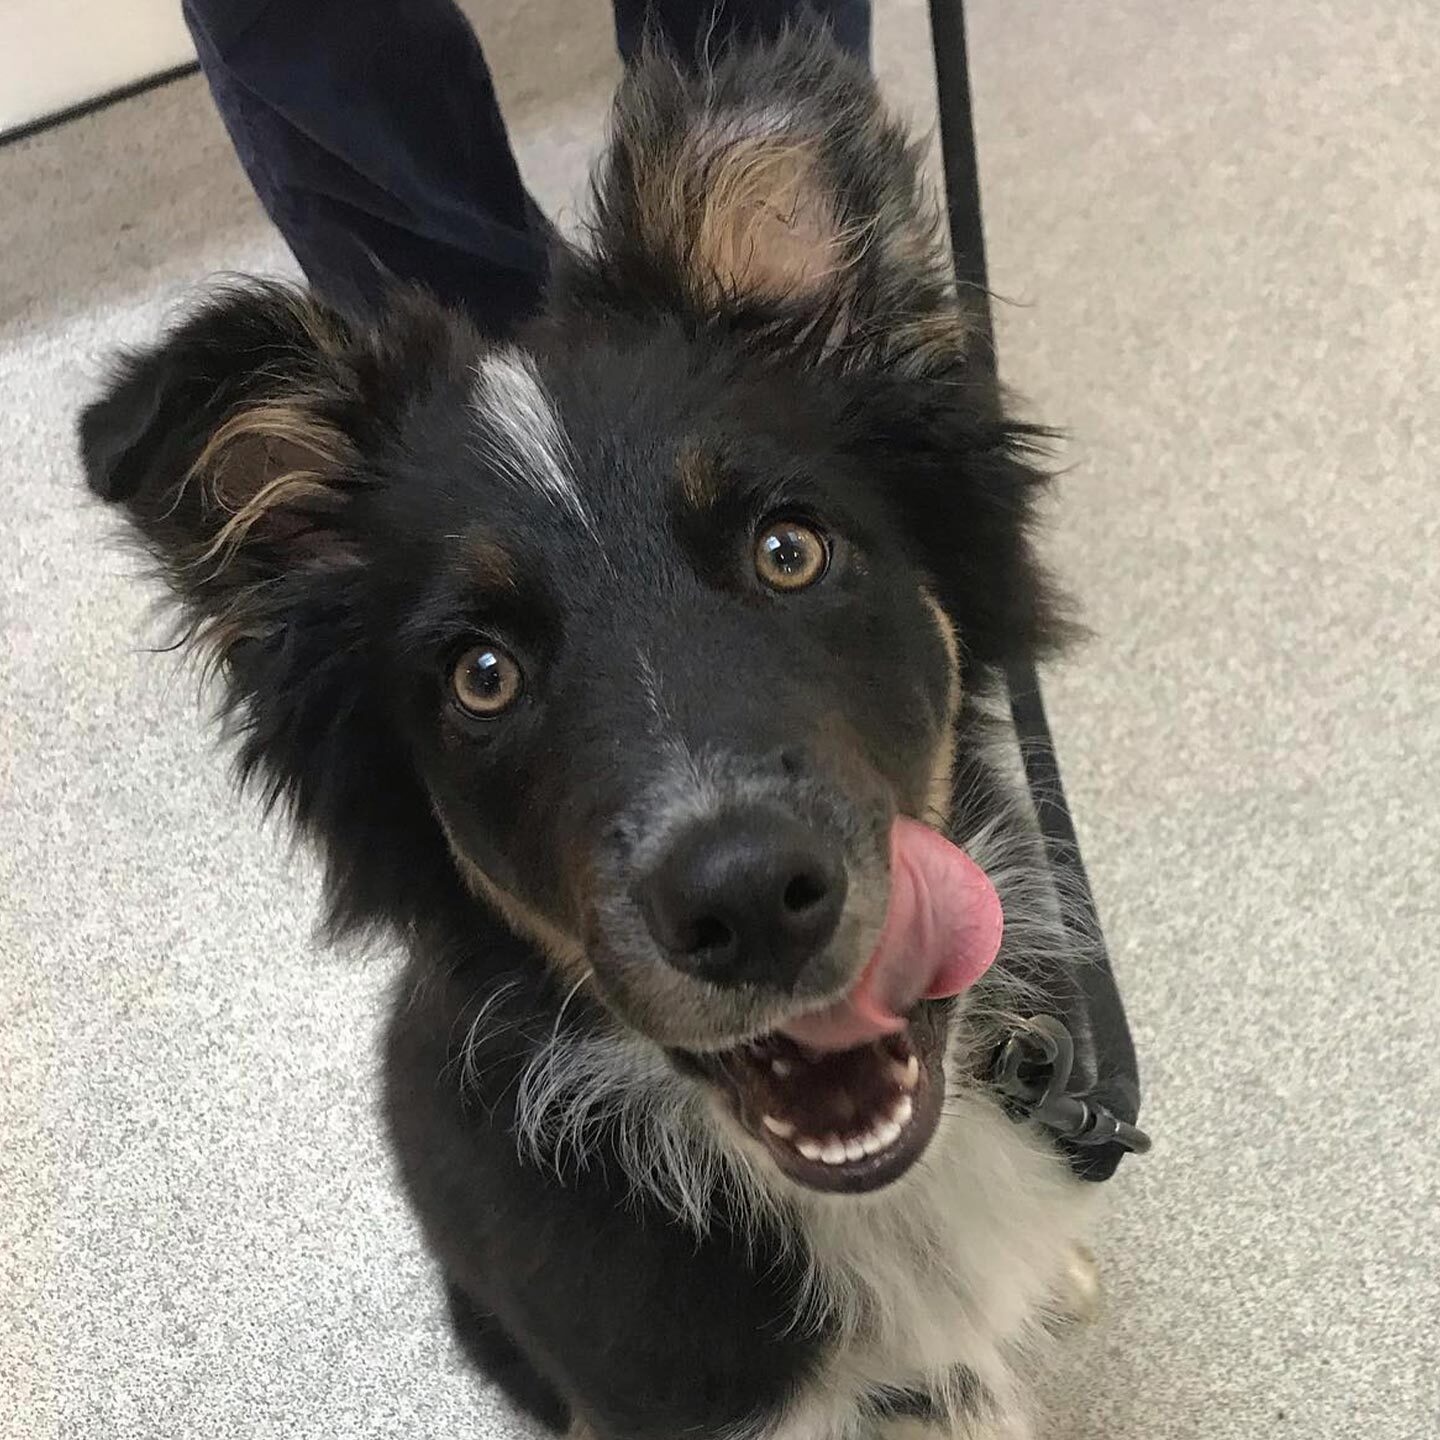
[81,32,1104,1440]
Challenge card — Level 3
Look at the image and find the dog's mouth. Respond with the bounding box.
[695,1008,947,1193]
[686,817,1005,1194]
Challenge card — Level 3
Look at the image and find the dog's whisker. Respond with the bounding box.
[453,976,528,1095]
[550,973,592,1040]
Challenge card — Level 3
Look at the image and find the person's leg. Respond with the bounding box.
[183,0,551,332]
[614,0,872,69]
[183,0,874,333]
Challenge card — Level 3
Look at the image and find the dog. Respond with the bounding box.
[80,31,1105,1440]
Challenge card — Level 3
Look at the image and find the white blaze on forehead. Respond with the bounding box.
[471,348,599,539]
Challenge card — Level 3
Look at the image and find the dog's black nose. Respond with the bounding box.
[638,811,847,990]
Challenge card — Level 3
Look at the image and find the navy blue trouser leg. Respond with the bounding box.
[182,0,550,332]
[183,0,871,332]
[612,0,870,68]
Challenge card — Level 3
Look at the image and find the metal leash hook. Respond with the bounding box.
[993,1017,1153,1155]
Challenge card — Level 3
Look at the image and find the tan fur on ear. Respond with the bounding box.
[185,400,356,575]
[634,123,852,302]
[594,39,980,375]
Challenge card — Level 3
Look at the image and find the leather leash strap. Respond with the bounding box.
[927,0,1149,1179]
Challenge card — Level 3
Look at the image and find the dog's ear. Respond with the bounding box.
[80,283,460,938]
[582,29,970,374]
[80,282,370,649]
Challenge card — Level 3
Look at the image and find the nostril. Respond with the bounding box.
[689,914,735,954]
[782,871,828,914]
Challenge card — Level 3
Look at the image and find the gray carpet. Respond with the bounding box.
[4,1,1438,1436]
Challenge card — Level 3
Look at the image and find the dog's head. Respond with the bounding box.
[80,36,1058,1196]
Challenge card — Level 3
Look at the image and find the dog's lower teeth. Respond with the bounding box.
[780,1118,908,1165]
[892,1093,914,1129]
[900,1055,920,1090]
[771,1058,792,1078]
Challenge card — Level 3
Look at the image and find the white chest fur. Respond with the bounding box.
[771,1089,1098,1440]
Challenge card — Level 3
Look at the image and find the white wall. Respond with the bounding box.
[0,0,194,134]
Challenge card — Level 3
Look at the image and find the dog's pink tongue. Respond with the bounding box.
[779,817,1003,1053]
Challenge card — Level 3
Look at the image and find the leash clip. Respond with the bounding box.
[993,1015,1152,1156]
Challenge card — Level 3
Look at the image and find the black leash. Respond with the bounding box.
[926,0,1150,1180]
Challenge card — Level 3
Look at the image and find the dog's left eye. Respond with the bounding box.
[451,643,523,718]
[754,518,829,592]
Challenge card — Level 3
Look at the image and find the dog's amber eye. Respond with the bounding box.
[754,518,829,592]
[451,643,523,717]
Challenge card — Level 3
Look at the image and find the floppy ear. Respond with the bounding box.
[80,281,371,656]
[582,28,971,375]
[79,282,457,937]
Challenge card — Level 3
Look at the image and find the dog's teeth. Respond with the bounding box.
[874,1118,902,1150]
[901,1055,920,1090]
[771,1058,792,1078]
[788,1101,912,1165]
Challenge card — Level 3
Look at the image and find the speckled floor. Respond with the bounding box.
[3,2,1438,1436]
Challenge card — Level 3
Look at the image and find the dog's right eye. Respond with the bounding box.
[451,643,523,718]
[754,517,829,593]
